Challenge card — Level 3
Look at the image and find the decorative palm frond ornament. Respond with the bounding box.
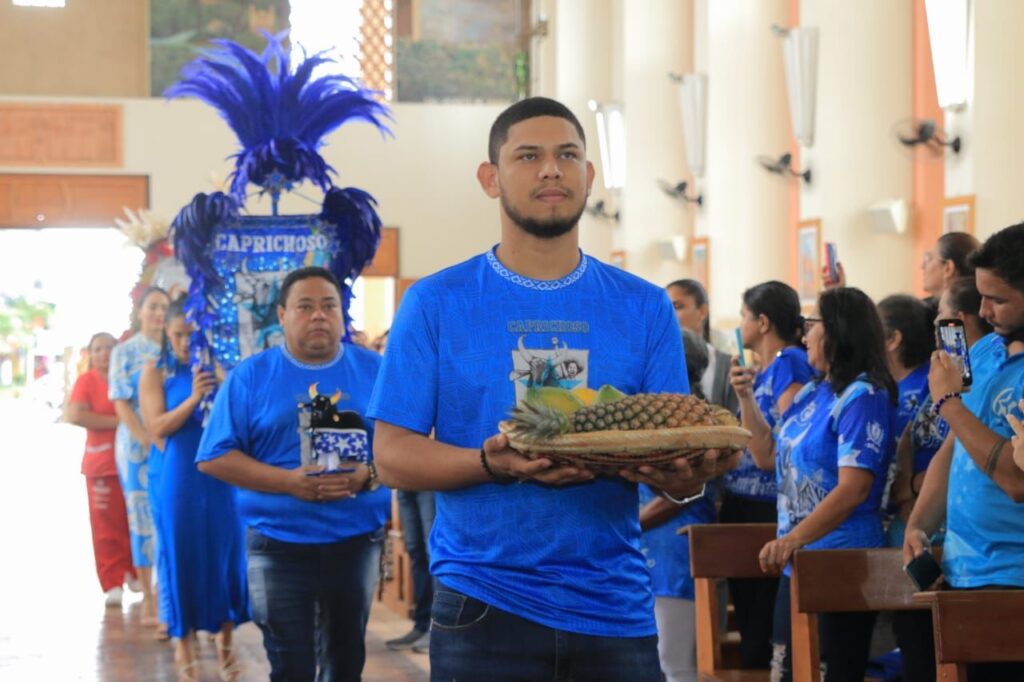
[166,32,392,375]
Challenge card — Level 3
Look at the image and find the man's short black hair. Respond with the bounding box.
[488,97,587,164]
[969,222,1024,292]
[277,266,343,307]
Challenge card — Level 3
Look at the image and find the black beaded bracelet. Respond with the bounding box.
[930,392,961,417]
[480,448,513,484]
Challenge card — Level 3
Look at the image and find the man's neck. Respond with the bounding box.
[284,341,340,366]
[495,223,581,281]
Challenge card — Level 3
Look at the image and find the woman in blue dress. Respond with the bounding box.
[139,301,249,680]
[109,286,169,626]
[725,281,814,668]
[754,288,897,682]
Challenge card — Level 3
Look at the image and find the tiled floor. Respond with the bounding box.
[0,395,429,681]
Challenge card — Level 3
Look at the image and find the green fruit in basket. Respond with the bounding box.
[525,386,585,415]
[594,384,627,405]
[508,392,719,440]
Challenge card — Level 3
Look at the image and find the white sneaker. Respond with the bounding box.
[125,572,142,593]
[104,587,123,608]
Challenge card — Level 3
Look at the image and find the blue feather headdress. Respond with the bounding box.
[166,31,391,201]
[167,33,391,383]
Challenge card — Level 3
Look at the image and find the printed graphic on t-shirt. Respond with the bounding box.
[508,333,589,403]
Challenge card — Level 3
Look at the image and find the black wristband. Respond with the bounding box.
[480,448,514,484]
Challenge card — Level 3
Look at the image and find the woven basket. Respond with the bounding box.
[498,420,752,474]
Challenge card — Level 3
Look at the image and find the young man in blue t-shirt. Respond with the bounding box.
[366,97,737,681]
[905,223,1024,681]
[197,266,390,681]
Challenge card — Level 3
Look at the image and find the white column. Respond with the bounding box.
[620,0,694,286]
[801,0,913,301]
[701,0,790,323]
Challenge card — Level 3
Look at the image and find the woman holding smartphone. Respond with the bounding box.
[753,288,897,682]
[139,301,248,680]
[726,281,813,668]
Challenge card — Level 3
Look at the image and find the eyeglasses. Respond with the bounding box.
[802,317,822,334]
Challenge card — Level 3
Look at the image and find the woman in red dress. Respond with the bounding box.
[66,332,137,607]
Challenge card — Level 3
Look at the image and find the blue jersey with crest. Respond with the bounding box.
[723,346,814,501]
[775,376,896,574]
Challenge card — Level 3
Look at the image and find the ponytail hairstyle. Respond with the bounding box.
[818,287,898,402]
[742,281,804,347]
[936,232,981,279]
[877,294,935,370]
[667,278,711,342]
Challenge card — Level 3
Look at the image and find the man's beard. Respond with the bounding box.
[501,193,586,240]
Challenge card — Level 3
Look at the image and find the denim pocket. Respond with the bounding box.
[430,588,490,631]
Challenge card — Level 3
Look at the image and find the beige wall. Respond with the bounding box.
[801,0,914,302]
[0,96,502,279]
[0,1,148,97]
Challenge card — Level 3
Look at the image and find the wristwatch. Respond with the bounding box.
[363,461,381,492]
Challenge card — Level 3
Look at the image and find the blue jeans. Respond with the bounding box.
[396,490,435,631]
[429,582,661,681]
[246,527,383,682]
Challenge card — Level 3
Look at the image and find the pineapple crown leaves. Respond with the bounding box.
[507,401,571,441]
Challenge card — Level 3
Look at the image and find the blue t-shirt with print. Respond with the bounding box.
[943,333,1024,588]
[775,377,896,574]
[723,346,814,501]
[638,485,716,600]
[196,344,390,544]
[366,248,689,637]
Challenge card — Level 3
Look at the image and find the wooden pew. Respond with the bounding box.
[687,523,777,682]
[790,547,931,682]
[927,590,1024,680]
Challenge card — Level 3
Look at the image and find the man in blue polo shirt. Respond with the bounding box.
[367,97,737,681]
[905,223,1024,681]
[197,266,390,682]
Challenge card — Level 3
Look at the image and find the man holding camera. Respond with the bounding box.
[903,223,1024,680]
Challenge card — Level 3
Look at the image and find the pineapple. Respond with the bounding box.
[508,390,720,441]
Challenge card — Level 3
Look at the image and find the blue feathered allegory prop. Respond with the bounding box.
[167,33,391,381]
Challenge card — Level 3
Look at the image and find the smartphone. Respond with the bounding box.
[824,242,839,284]
[936,318,973,388]
[734,327,746,367]
[904,550,942,590]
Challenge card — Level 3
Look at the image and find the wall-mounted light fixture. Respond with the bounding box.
[756,152,811,184]
[895,118,961,154]
[586,199,620,222]
[588,100,626,190]
[772,24,819,148]
[925,0,970,110]
[669,73,708,178]
[657,179,703,207]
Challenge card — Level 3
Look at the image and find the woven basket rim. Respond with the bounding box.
[498,421,751,455]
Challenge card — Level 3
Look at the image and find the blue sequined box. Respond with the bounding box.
[310,428,369,472]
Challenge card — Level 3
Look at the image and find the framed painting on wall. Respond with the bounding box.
[691,237,709,291]
[796,219,821,304]
[942,195,975,235]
